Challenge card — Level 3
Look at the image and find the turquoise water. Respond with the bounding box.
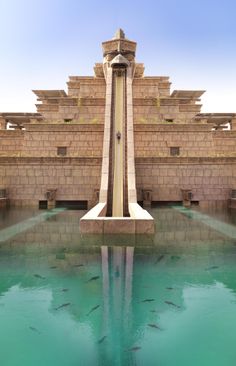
[0,206,236,366]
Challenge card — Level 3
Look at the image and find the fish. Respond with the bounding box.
[140,299,155,303]
[86,276,100,283]
[29,326,41,334]
[166,287,174,290]
[62,288,69,292]
[34,274,45,279]
[165,301,181,308]
[72,264,84,267]
[155,255,164,263]
[148,323,162,330]
[97,335,107,344]
[50,266,57,269]
[171,255,181,260]
[86,304,100,316]
[127,346,141,352]
[150,310,158,313]
[205,266,219,270]
[55,302,71,310]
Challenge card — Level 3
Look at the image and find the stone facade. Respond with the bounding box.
[0,32,235,209]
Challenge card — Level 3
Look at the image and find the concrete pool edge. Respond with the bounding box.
[79,202,155,234]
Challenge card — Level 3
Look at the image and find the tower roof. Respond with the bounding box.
[102,30,137,61]
[114,28,126,39]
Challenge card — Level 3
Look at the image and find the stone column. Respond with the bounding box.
[142,189,153,207]
[231,118,236,130]
[126,66,137,204]
[0,118,6,130]
[45,189,57,209]
[181,189,192,207]
[99,66,113,205]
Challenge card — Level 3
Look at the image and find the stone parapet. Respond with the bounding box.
[134,124,214,132]
[24,124,104,132]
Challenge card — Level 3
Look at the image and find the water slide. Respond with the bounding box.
[80,61,154,234]
[112,71,124,217]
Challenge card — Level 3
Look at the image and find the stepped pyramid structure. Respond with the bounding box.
[0,30,236,233]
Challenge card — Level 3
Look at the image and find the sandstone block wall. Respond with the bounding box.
[134,125,236,158]
[0,120,235,206]
[136,159,236,203]
[0,125,103,158]
[0,51,235,208]
[0,157,101,207]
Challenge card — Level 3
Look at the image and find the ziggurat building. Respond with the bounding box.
[0,30,235,232]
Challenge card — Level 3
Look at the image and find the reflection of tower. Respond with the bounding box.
[101,246,134,365]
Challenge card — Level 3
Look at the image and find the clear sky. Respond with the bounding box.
[0,0,235,113]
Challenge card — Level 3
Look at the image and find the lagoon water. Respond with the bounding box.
[0,206,236,366]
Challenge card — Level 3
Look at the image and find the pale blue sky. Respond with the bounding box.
[0,0,235,112]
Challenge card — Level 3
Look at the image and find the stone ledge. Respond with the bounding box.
[134,124,214,132]
[80,202,155,234]
[0,157,102,165]
[135,157,236,164]
[24,124,104,132]
[0,130,24,137]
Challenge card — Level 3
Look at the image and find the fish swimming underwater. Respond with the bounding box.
[97,336,107,344]
[148,323,162,330]
[127,346,141,352]
[72,264,84,267]
[205,266,219,270]
[155,255,164,264]
[86,276,100,283]
[29,326,41,334]
[86,305,100,316]
[55,303,71,310]
[171,255,181,260]
[34,274,45,279]
[165,301,181,309]
[140,299,155,303]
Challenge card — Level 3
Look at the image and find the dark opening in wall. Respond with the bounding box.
[0,189,6,198]
[64,119,72,123]
[165,119,174,123]
[56,200,88,210]
[170,146,180,156]
[57,147,67,156]
[151,201,182,207]
[39,200,48,209]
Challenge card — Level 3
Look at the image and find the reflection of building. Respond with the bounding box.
[1,238,236,365]
[0,29,235,212]
[101,246,134,365]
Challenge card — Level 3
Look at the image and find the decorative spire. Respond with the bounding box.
[114,28,125,39]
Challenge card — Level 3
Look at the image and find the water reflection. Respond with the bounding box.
[0,206,235,250]
[0,206,236,365]
[101,246,134,365]
[1,240,236,365]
